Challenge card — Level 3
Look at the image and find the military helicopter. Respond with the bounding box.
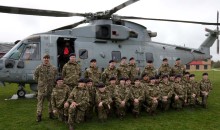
[0,0,219,97]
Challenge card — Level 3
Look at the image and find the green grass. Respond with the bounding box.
[0,71,220,130]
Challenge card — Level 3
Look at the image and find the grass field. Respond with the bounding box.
[0,71,220,130]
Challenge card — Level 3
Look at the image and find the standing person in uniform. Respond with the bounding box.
[67,78,89,130]
[96,82,112,122]
[142,60,157,78]
[117,57,129,79]
[158,58,172,76]
[51,77,70,122]
[128,57,140,83]
[172,58,186,76]
[102,60,118,85]
[199,73,212,108]
[84,59,101,85]
[34,54,58,122]
[130,77,144,117]
[62,53,81,90]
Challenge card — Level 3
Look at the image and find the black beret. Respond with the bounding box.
[189,74,195,78]
[109,60,115,63]
[150,77,156,80]
[141,73,148,78]
[69,53,76,57]
[98,82,105,88]
[121,57,127,60]
[119,77,126,81]
[90,59,97,62]
[56,77,63,82]
[134,77,141,81]
[163,58,168,61]
[43,54,50,59]
[162,75,168,79]
[147,60,153,63]
[203,72,208,76]
[78,78,85,83]
[155,75,160,79]
[169,74,175,77]
[184,72,190,75]
[175,75,182,79]
[125,78,131,81]
[129,57,135,61]
[176,58,181,61]
[85,78,93,83]
[109,77,116,81]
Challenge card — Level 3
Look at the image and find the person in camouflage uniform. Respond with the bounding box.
[142,60,157,78]
[171,58,186,76]
[84,59,101,85]
[51,77,70,122]
[199,73,212,108]
[141,73,150,88]
[169,74,175,84]
[130,77,144,117]
[145,77,161,115]
[114,77,130,119]
[96,82,112,122]
[62,53,81,90]
[128,57,140,83]
[172,75,186,110]
[155,75,161,86]
[34,54,58,122]
[102,60,118,85]
[117,57,130,79]
[182,72,190,106]
[67,78,89,130]
[125,78,132,90]
[85,78,96,121]
[188,74,200,107]
[158,58,172,76]
[159,75,173,111]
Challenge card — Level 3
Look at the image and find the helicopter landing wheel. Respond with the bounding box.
[17,89,26,98]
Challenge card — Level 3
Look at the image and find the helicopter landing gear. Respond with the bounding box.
[17,84,26,98]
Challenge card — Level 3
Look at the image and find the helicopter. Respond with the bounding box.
[0,0,219,97]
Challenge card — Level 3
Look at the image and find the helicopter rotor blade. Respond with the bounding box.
[106,0,139,17]
[51,19,87,31]
[118,16,220,25]
[0,5,87,17]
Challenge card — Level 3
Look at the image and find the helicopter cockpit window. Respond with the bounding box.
[145,52,154,62]
[112,51,121,62]
[21,43,40,60]
[8,43,26,60]
[79,49,88,59]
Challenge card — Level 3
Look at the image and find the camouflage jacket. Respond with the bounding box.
[158,64,172,76]
[102,66,118,84]
[159,81,173,98]
[86,85,96,104]
[84,66,101,84]
[173,81,186,99]
[130,84,144,101]
[106,84,117,99]
[114,84,130,103]
[172,64,185,75]
[62,61,81,85]
[95,90,112,105]
[67,86,89,108]
[146,83,161,100]
[199,79,212,92]
[34,63,57,93]
[51,84,70,110]
[128,63,139,82]
[188,80,200,96]
[117,63,130,78]
[142,66,157,78]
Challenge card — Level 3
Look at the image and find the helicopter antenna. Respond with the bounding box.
[217,11,219,54]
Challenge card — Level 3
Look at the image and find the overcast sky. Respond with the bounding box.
[0,0,219,61]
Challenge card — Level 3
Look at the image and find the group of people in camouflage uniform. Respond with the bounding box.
[34,54,212,130]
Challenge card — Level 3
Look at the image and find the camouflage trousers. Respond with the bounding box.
[53,107,68,121]
[68,105,87,125]
[36,91,52,116]
[115,102,127,117]
[172,98,184,109]
[97,103,110,120]
[146,99,159,113]
[132,101,142,114]
[201,94,208,108]
[85,103,94,120]
[160,99,171,111]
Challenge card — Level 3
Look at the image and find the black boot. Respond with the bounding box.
[36,115,42,122]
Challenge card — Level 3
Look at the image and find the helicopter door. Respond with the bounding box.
[136,50,145,68]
